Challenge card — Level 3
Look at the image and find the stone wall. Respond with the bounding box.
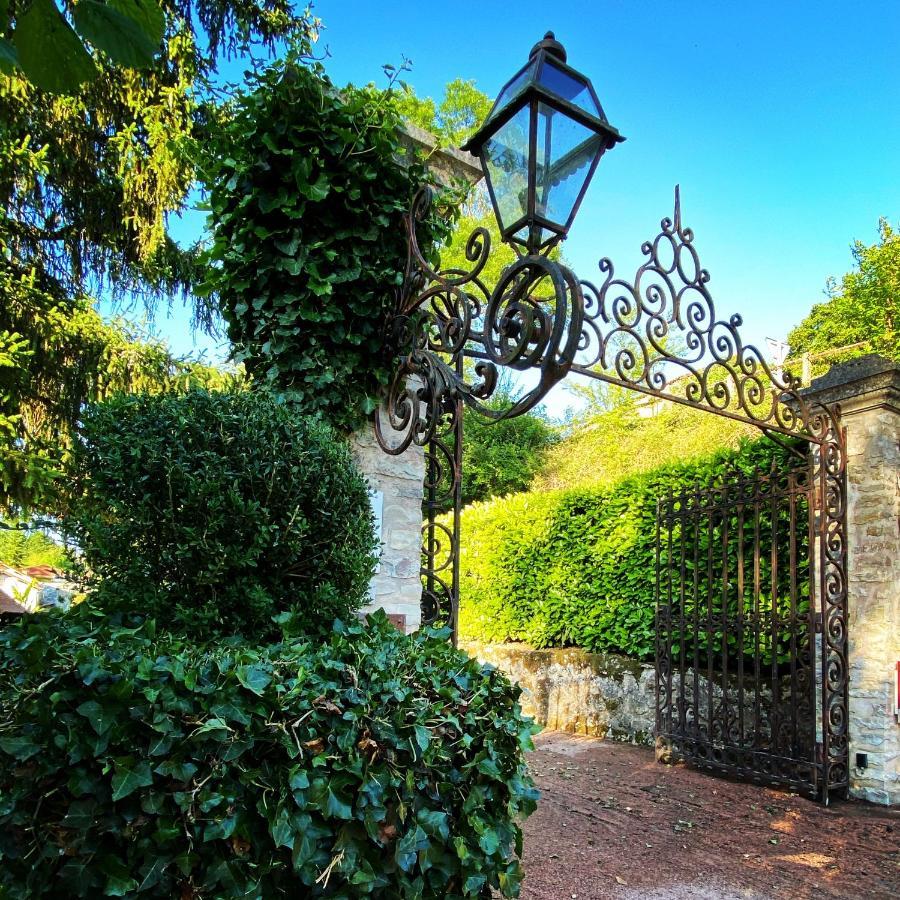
[351,424,424,632]
[462,642,657,744]
[803,355,900,806]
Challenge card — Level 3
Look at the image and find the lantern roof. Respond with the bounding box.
[461,32,624,156]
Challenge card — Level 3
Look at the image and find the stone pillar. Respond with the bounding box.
[350,125,482,632]
[802,355,900,806]
[351,425,426,632]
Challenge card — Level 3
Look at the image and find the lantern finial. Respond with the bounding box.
[530,31,566,62]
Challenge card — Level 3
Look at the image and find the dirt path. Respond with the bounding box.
[520,732,899,900]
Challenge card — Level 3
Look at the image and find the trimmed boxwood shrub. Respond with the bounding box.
[0,608,538,898]
[65,389,377,638]
[458,436,804,663]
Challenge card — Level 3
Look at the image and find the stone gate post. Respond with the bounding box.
[802,354,900,805]
[352,125,482,633]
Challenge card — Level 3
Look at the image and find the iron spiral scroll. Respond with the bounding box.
[374,185,848,801]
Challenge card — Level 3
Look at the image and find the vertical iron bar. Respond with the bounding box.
[706,480,715,747]
[736,473,746,752]
[770,460,781,760]
[666,488,675,740]
[678,488,688,736]
[817,439,829,799]
[721,479,730,755]
[450,365,464,647]
[788,470,799,757]
[753,467,762,750]
[692,480,701,740]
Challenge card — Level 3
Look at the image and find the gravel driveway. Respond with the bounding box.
[519,732,899,900]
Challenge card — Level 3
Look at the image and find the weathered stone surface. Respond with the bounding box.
[350,423,424,632]
[803,355,900,807]
[462,642,657,745]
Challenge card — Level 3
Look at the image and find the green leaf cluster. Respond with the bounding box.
[0,277,245,515]
[201,59,455,433]
[456,394,557,510]
[0,524,67,569]
[3,0,165,95]
[65,389,378,638]
[536,402,755,493]
[0,608,538,898]
[787,218,900,379]
[458,436,806,666]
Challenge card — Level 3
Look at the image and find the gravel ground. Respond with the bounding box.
[519,732,899,900]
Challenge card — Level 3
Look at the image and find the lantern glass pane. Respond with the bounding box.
[492,61,534,117]
[483,105,531,233]
[534,102,603,228]
[538,60,600,118]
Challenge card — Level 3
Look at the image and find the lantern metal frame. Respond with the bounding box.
[461,31,625,256]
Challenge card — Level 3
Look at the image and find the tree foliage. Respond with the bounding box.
[2,0,166,95]
[0,609,538,897]
[66,390,377,639]
[0,281,244,515]
[0,525,67,570]
[1,0,315,311]
[1,0,303,512]
[536,400,754,492]
[202,57,456,432]
[394,78,493,148]
[787,219,900,376]
[459,395,557,508]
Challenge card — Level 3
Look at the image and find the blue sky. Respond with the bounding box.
[149,0,899,411]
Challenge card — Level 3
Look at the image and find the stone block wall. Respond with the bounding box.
[462,642,657,744]
[351,423,424,632]
[803,355,900,806]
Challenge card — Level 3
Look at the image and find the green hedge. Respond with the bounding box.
[0,609,538,898]
[459,437,807,663]
[66,390,377,639]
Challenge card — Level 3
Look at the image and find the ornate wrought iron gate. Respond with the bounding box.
[655,461,823,794]
[376,187,849,801]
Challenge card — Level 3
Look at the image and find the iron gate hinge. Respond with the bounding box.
[814,612,824,633]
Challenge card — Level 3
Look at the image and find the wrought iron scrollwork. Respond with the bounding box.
[375,183,848,801]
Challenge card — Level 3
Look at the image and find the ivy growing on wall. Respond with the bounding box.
[202,54,457,432]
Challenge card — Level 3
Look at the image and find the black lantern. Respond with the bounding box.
[461,32,624,256]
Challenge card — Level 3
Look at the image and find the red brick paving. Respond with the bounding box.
[520,732,899,900]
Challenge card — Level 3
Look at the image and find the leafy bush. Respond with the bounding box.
[459,437,805,664]
[202,55,457,432]
[536,401,754,492]
[457,394,557,509]
[0,609,538,898]
[65,390,377,638]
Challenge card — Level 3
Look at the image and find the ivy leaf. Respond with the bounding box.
[413,724,430,753]
[478,828,501,855]
[77,699,116,736]
[111,758,153,800]
[73,0,162,69]
[15,0,98,93]
[99,854,139,896]
[0,734,41,761]
[322,785,352,820]
[464,874,487,894]
[235,664,271,696]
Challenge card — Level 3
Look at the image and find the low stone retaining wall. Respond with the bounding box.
[463,642,804,752]
[461,642,656,745]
